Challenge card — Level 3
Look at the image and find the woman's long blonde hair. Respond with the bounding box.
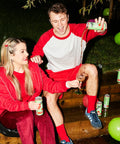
[1,38,34,100]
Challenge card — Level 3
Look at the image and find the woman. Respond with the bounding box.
[0,38,79,144]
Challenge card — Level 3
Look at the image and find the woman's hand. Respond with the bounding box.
[28,101,40,110]
[66,80,79,88]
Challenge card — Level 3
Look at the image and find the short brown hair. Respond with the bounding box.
[48,3,68,16]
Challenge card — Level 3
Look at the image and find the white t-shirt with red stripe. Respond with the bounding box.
[32,23,106,72]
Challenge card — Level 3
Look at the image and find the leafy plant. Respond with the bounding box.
[22,0,46,9]
[23,0,103,16]
[79,0,103,16]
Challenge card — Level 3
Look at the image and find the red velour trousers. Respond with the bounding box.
[0,110,56,144]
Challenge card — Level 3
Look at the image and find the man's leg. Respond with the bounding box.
[77,63,98,95]
[77,64,102,129]
[44,92,71,143]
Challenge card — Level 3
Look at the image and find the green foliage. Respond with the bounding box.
[85,35,120,72]
[0,0,50,45]
[0,0,119,73]
[22,0,46,9]
[79,0,103,15]
[23,0,103,16]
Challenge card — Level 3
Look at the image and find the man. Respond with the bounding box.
[31,3,107,144]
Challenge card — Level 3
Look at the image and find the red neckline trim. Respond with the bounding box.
[52,25,71,40]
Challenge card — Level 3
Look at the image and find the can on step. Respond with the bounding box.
[103,108,108,117]
[96,101,102,116]
[104,94,110,108]
[117,69,120,84]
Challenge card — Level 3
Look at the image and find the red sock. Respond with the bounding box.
[87,95,97,113]
[83,95,88,108]
[56,124,70,142]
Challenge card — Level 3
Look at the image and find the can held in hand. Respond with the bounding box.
[35,96,43,116]
[86,22,106,31]
[104,94,110,108]
[117,69,120,84]
[96,101,102,116]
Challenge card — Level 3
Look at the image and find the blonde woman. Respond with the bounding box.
[0,38,79,144]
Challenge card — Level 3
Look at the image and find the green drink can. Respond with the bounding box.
[35,96,43,116]
[103,108,108,117]
[104,94,110,108]
[96,101,102,116]
[86,22,106,31]
[117,69,120,84]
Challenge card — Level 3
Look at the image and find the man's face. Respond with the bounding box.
[49,12,69,37]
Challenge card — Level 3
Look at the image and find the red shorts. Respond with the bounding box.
[46,64,82,99]
[46,64,82,81]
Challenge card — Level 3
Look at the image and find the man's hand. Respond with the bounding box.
[30,55,43,65]
[94,17,107,33]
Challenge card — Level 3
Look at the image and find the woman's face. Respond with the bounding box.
[11,42,29,68]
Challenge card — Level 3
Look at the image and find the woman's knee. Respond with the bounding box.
[17,110,34,123]
[35,110,51,124]
[16,111,34,136]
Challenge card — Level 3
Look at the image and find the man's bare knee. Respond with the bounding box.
[81,64,98,76]
[43,92,59,107]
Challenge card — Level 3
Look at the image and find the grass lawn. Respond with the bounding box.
[0,0,120,73]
